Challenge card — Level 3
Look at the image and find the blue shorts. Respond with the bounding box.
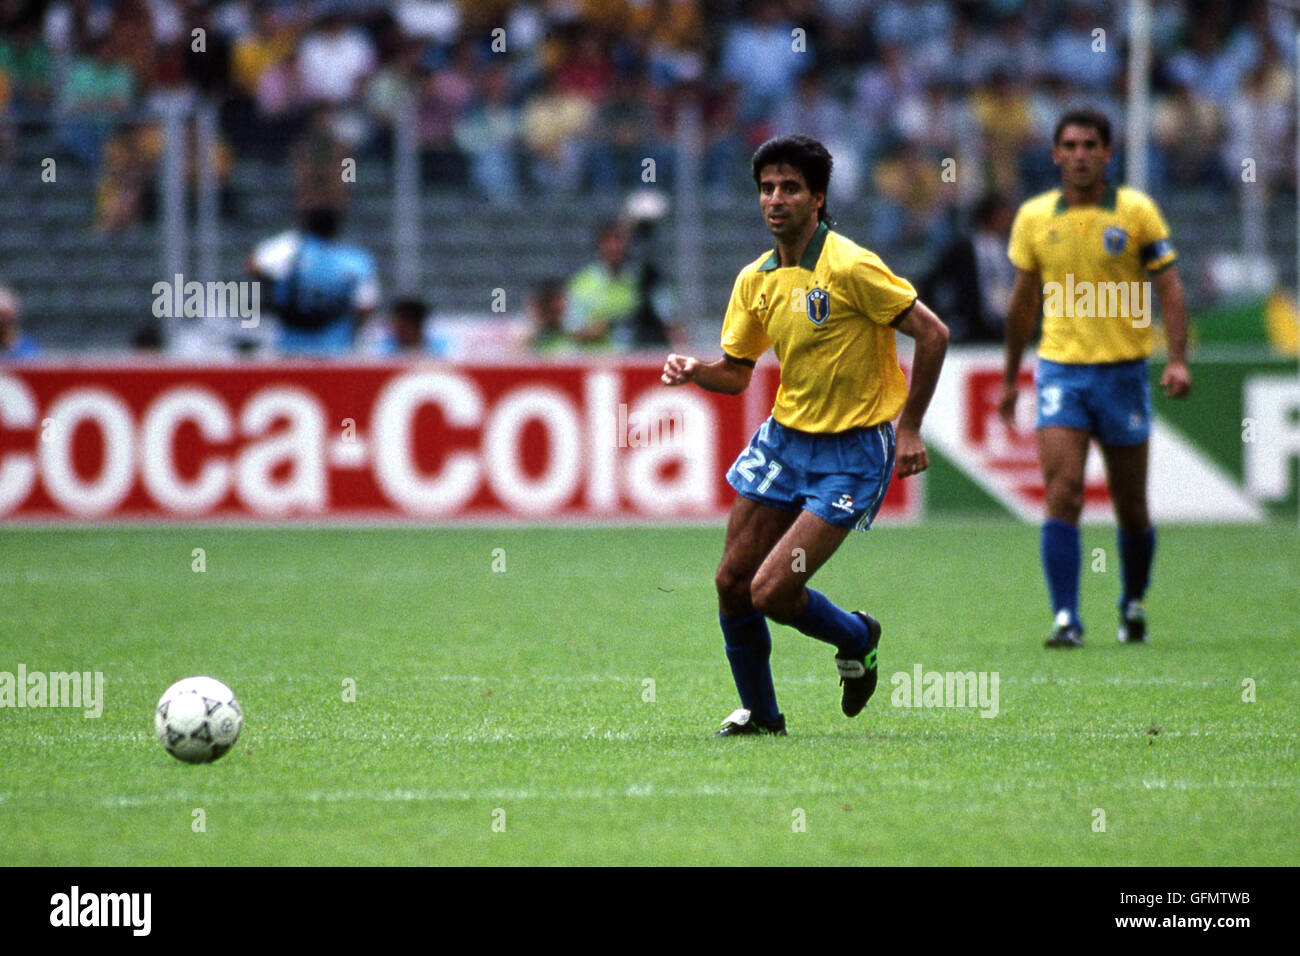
[1035,358,1151,446]
[726,417,895,531]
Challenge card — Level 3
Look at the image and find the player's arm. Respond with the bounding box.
[893,299,949,477]
[1150,265,1191,398]
[998,267,1041,427]
[661,353,754,394]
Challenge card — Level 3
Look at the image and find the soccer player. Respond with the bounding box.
[998,108,1191,648]
[661,135,949,736]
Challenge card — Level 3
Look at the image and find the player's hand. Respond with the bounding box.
[895,426,929,478]
[1160,360,1192,398]
[996,385,1019,429]
[661,353,699,386]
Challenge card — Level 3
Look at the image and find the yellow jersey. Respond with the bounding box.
[721,221,916,433]
[1008,182,1177,364]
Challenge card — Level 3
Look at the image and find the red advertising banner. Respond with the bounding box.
[0,362,917,523]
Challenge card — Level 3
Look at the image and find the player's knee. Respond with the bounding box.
[750,574,795,622]
[714,563,753,609]
[1046,476,1085,517]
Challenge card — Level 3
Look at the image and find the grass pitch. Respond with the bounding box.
[1,523,1297,866]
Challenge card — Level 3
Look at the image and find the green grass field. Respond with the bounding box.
[1,523,1297,866]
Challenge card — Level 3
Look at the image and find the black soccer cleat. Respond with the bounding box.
[712,708,786,737]
[836,612,882,717]
[1118,601,1147,644]
[1045,610,1083,648]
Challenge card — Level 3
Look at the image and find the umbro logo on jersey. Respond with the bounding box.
[831,493,855,512]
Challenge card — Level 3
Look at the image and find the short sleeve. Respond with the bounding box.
[846,252,917,327]
[720,271,770,361]
[1007,205,1037,273]
[1134,197,1177,273]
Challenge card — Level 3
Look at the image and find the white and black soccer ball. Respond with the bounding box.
[154,676,243,764]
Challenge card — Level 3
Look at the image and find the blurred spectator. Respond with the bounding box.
[416,39,477,185]
[563,220,639,350]
[0,285,37,360]
[231,8,297,100]
[587,73,660,193]
[527,279,572,355]
[1221,53,1292,193]
[1152,82,1224,188]
[916,193,1016,343]
[58,35,135,165]
[292,107,348,213]
[454,64,521,203]
[521,65,594,193]
[357,297,448,357]
[0,16,53,114]
[972,70,1036,196]
[297,13,376,105]
[248,206,380,357]
[1046,3,1120,91]
[852,44,922,160]
[131,322,163,352]
[719,0,810,127]
[872,141,951,248]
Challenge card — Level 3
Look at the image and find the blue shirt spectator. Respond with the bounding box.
[249,207,379,357]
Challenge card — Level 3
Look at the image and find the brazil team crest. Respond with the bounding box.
[806,288,831,325]
[1103,226,1128,255]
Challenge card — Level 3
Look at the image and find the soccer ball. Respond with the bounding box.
[154,676,243,764]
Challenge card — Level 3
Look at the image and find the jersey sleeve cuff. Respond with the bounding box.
[722,352,756,368]
[889,298,918,328]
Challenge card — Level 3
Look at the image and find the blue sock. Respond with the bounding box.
[1041,519,1081,628]
[720,612,780,724]
[791,589,869,656]
[1118,526,1156,606]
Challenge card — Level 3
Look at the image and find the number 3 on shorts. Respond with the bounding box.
[736,448,783,493]
[1040,384,1062,418]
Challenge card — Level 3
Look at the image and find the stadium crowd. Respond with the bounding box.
[0,0,1292,356]
[1,0,1293,215]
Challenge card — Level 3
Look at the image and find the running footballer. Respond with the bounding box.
[662,135,949,736]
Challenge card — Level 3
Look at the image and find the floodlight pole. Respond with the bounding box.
[1125,0,1151,193]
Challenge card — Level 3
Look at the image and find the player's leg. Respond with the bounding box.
[1099,441,1153,640]
[1038,425,1091,645]
[1094,358,1156,642]
[713,494,800,732]
[749,510,881,716]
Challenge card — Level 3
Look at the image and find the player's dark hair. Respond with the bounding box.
[391,297,428,323]
[751,135,833,224]
[302,206,341,239]
[1053,108,1111,147]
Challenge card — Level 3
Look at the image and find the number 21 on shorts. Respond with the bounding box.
[735,448,783,493]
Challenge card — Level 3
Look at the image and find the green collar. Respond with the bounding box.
[757,220,829,272]
[1054,182,1118,214]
